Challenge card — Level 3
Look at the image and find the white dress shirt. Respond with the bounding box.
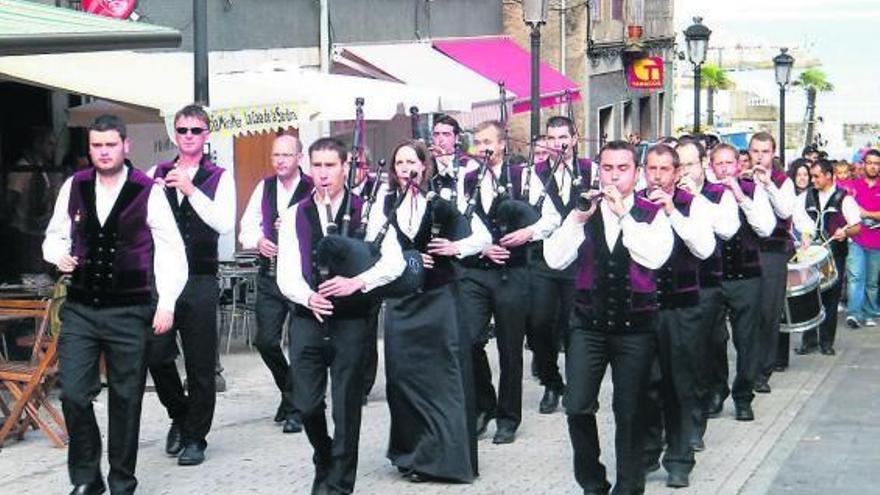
[761,174,796,220]
[238,175,303,249]
[367,189,492,258]
[711,188,742,241]
[276,193,406,308]
[794,186,861,238]
[458,163,562,242]
[43,166,188,312]
[668,193,716,260]
[146,162,236,235]
[544,193,674,271]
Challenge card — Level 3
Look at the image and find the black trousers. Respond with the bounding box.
[565,322,656,495]
[361,303,381,398]
[290,316,371,495]
[254,273,297,417]
[802,253,846,351]
[58,301,153,495]
[693,286,723,441]
[146,275,218,446]
[526,265,574,390]
[458,267,529,431]
[707,277,762,406]
[758,250,790,380]
[643,307,701,476]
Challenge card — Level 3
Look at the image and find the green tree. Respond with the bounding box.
[793,69,834,148]
[700,64,734,127]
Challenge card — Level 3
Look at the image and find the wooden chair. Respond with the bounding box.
[0,295,68,448]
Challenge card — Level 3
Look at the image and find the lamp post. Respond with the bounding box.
[523,0,549,145]
[774,47,795,166]
[684,17,711,134]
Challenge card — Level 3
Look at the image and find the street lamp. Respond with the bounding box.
[774,47,795,166]
[523,0,549,147]
[684,16,711,133]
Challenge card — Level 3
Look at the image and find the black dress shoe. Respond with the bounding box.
[735,404,755,421]
[405,471,433,483]
[644,459,660,473]
[274,403,286,423]
[492,426,516,444]
[821,347,836,356]
[283,416,303,434]
[706,394,724,418]
[539,386,563,414]
[165,422,183,456]
[691,437,705,452]
[754,380,771,394]
[774,363,788,372]
[666,471,690,488]
[795,345,818,355]
[475,412,493,437]
[178,442,206,466]
[583,481,612,495]
[69,480,106,495]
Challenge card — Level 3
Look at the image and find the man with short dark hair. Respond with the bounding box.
[749,131,796,393]
[429,114,477,201]
[546,140,673,495]
[794,159,861,355]
[239,134,313,433]
[44,114,188,495]
[846,149,880,328]
[146,104,236,466]
[277,137,405,494]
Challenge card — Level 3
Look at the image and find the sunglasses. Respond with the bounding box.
[175,127,207,136]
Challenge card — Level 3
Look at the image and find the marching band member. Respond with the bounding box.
[457,120,561,445]
[277,137,405,495]
[639,145,715,489]
[44,115,188,495]
[146,104,235,466]
[370,140,490,483]
[545,140,673,495]
[238,134,313,434]
[428,114,477,201]
[704,143,775,422]
[750,132,796,393]
[793,158,861,355]
[674,138,740,450]
[526,116,592,414]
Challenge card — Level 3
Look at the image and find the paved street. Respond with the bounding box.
[1,317,875,494]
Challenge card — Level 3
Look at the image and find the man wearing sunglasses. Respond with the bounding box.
[146,104,235,466]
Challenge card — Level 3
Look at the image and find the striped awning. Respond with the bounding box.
[0,0,181,56]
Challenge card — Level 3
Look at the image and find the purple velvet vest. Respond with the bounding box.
[259,174,314,274]
[574,196,662,332]
[383,192,456,291]
[699,182,726,288]
[461,162,529,269]
[762,169,795,253]
[638,188,702,309]
[291,192,368,320]
[67,165,154,307]
[805,186,850,260]
[722,179,763,281]
[153,157,225,275]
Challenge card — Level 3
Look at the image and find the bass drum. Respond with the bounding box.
[780,260,825,333]
[795,244,838,291]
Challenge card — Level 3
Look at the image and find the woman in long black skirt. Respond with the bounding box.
[369,140,490,483]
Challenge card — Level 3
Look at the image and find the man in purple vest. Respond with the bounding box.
[545,140,673,495]
[794,159,862,355]
[674,138,740,450]
[277,137,404,495]
[145,104,235,466]
[640,145,716,488]
[457,120,560,444]
[749,132,796,393]
[239,134,313,433]
[43,115,188,495]
[705,143,776,421]
[526,115,592,414]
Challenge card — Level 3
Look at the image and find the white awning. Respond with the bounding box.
[0,48,474,136]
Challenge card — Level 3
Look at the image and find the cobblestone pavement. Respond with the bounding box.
[2,317,868,495]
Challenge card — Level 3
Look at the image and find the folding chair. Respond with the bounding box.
[0,294,68,448]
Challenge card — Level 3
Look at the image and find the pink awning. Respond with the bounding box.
[432,36,581,114]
